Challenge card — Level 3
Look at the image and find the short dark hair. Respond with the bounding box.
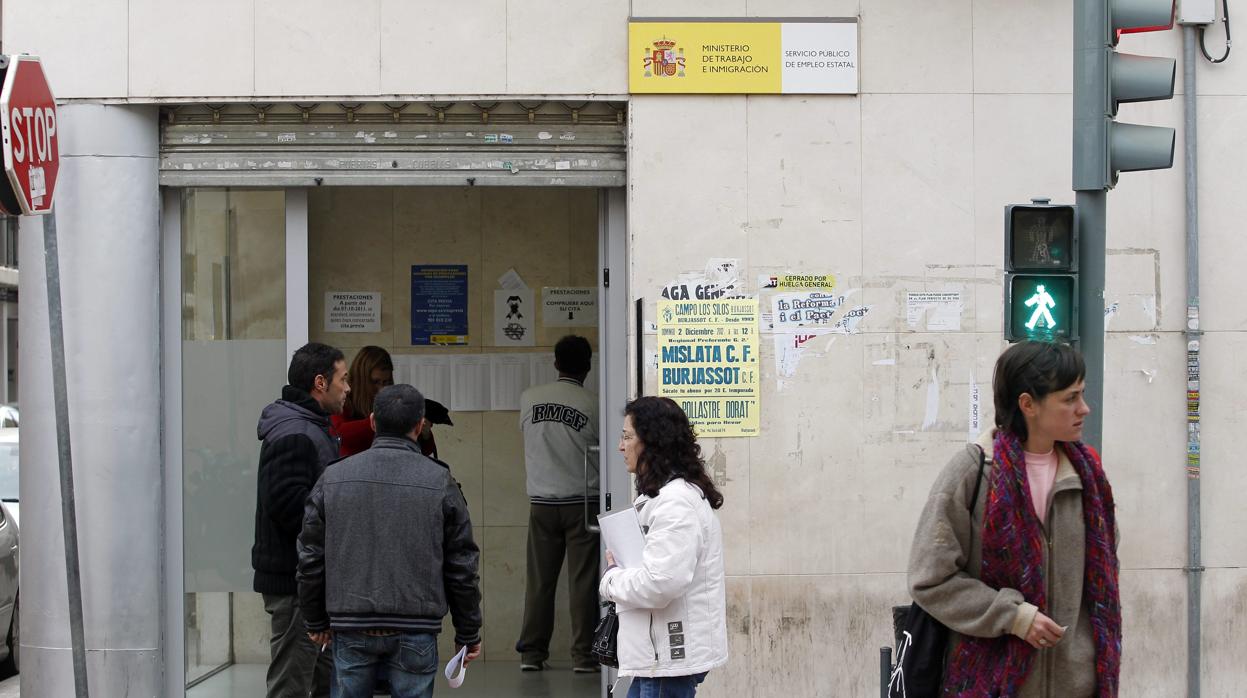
[554,335,592,376]
[288,342,345,393]
[372,384,426,436]
[993,340,1086,442]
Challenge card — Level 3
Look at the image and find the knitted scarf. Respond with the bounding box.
[942,429,1121,697]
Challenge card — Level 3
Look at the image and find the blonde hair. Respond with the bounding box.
[344,346,394,419]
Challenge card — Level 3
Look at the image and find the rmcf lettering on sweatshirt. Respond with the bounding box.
[531,403,590,431]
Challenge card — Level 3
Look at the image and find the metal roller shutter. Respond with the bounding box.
[159,101,627,187]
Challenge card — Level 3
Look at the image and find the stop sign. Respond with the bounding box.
[0,55,57,216]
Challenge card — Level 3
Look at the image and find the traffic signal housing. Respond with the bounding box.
[1073,0,1177,190]
[1005,203,1079,342]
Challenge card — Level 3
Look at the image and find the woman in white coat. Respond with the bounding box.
[600,396,728,698]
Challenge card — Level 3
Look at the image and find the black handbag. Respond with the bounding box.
[888,446,986,698]
[591,601,620,667]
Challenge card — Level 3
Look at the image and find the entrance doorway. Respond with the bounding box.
[167,185,629,698]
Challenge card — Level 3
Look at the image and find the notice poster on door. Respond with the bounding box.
[657,298,760,438]
[494,289,535,347]
[542,287,598,326]
[411,265,469,345]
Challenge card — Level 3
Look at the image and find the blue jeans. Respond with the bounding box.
[626,672,708,698]
[331,631,437,698]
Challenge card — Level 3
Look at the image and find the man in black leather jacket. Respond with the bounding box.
[297,384,482,698]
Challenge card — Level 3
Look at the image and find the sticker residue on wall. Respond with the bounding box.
[922,367,940,430]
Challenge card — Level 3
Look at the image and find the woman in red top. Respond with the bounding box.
[331,346,392,456]
[332,346,438,457]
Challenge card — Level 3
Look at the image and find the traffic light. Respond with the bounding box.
[1073,0,1177,190]
[1005,202,1079,342]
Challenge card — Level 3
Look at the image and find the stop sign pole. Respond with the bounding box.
[0,55,89,698]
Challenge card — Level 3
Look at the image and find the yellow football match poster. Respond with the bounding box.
[657,298,760,438]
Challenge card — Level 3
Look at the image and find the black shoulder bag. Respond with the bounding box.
[591,600,620,667]
[888,445,986,698]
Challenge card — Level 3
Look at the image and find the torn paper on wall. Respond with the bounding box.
[1104,301,1120,331]
[906,292,963,332]
[660,258,745,301]
[770,290,871,386]
[967,369,981,441]
[922,367,940,430]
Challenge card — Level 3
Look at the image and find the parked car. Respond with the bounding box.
[0,427,18,674]
[0,428,15,526]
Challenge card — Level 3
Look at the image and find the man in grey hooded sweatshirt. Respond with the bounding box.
[252,342,349,698]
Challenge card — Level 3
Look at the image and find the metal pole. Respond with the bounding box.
[43,211,90,697]
[1075,191,1106,450]
[1181,24,1203,698]
[879,647,892,698]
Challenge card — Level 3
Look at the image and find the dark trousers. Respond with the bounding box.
[263,593,333,698]
[516,502,600,665]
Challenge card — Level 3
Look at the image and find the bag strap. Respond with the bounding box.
[962,444,987,572]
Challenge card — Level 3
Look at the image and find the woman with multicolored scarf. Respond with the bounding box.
[907,341,1121,697]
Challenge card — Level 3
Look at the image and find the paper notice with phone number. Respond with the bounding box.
[657,299,760,438]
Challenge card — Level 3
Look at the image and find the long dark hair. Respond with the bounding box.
[993,340,1086,442]
[624,396,724,510]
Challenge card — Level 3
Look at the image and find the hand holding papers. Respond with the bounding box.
[598,507,646,569]
[444,645,468,688]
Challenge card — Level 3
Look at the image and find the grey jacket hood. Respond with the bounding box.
[257,386,329,441]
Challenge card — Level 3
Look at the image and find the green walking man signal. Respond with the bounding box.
[1025,285,1058,331]
[1004,200,1078,342]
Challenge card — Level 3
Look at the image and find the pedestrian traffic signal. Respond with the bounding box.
[1007,275,1078,342]
[1004,202,1078,342]
[1073,0,1177,190]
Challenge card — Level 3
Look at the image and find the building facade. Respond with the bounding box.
[5,1,1246,696]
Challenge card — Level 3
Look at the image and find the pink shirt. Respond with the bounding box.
[1024,448,1059,525]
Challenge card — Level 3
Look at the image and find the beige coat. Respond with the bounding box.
[907,432,1101,698]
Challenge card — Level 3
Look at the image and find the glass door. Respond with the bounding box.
[179,189,288,687]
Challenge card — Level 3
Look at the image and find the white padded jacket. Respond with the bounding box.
[599,479,728,678]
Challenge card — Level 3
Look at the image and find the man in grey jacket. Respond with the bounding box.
[297,384,482,698]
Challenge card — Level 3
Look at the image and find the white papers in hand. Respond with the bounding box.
[598,507,646,569]
[444,645,468,688]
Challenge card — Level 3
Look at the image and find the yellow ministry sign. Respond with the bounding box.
[658,299,760,438]
[629,18,859,94]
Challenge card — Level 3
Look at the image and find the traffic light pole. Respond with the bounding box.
[1075,192,1106,450]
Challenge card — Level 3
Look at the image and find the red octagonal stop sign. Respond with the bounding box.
[0,55,58,216]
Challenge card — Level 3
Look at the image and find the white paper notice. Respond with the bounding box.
[451,355,491,412]
[498,267,528,291]
[906,292,963,332]
[542,287,598,327]
[324,292,381,333]
[495,289,536,347]
[407,355,452,405]
[529,354,558,388]
[598,508,646,569]
[444,645,468,688]
[490,354,530,411]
